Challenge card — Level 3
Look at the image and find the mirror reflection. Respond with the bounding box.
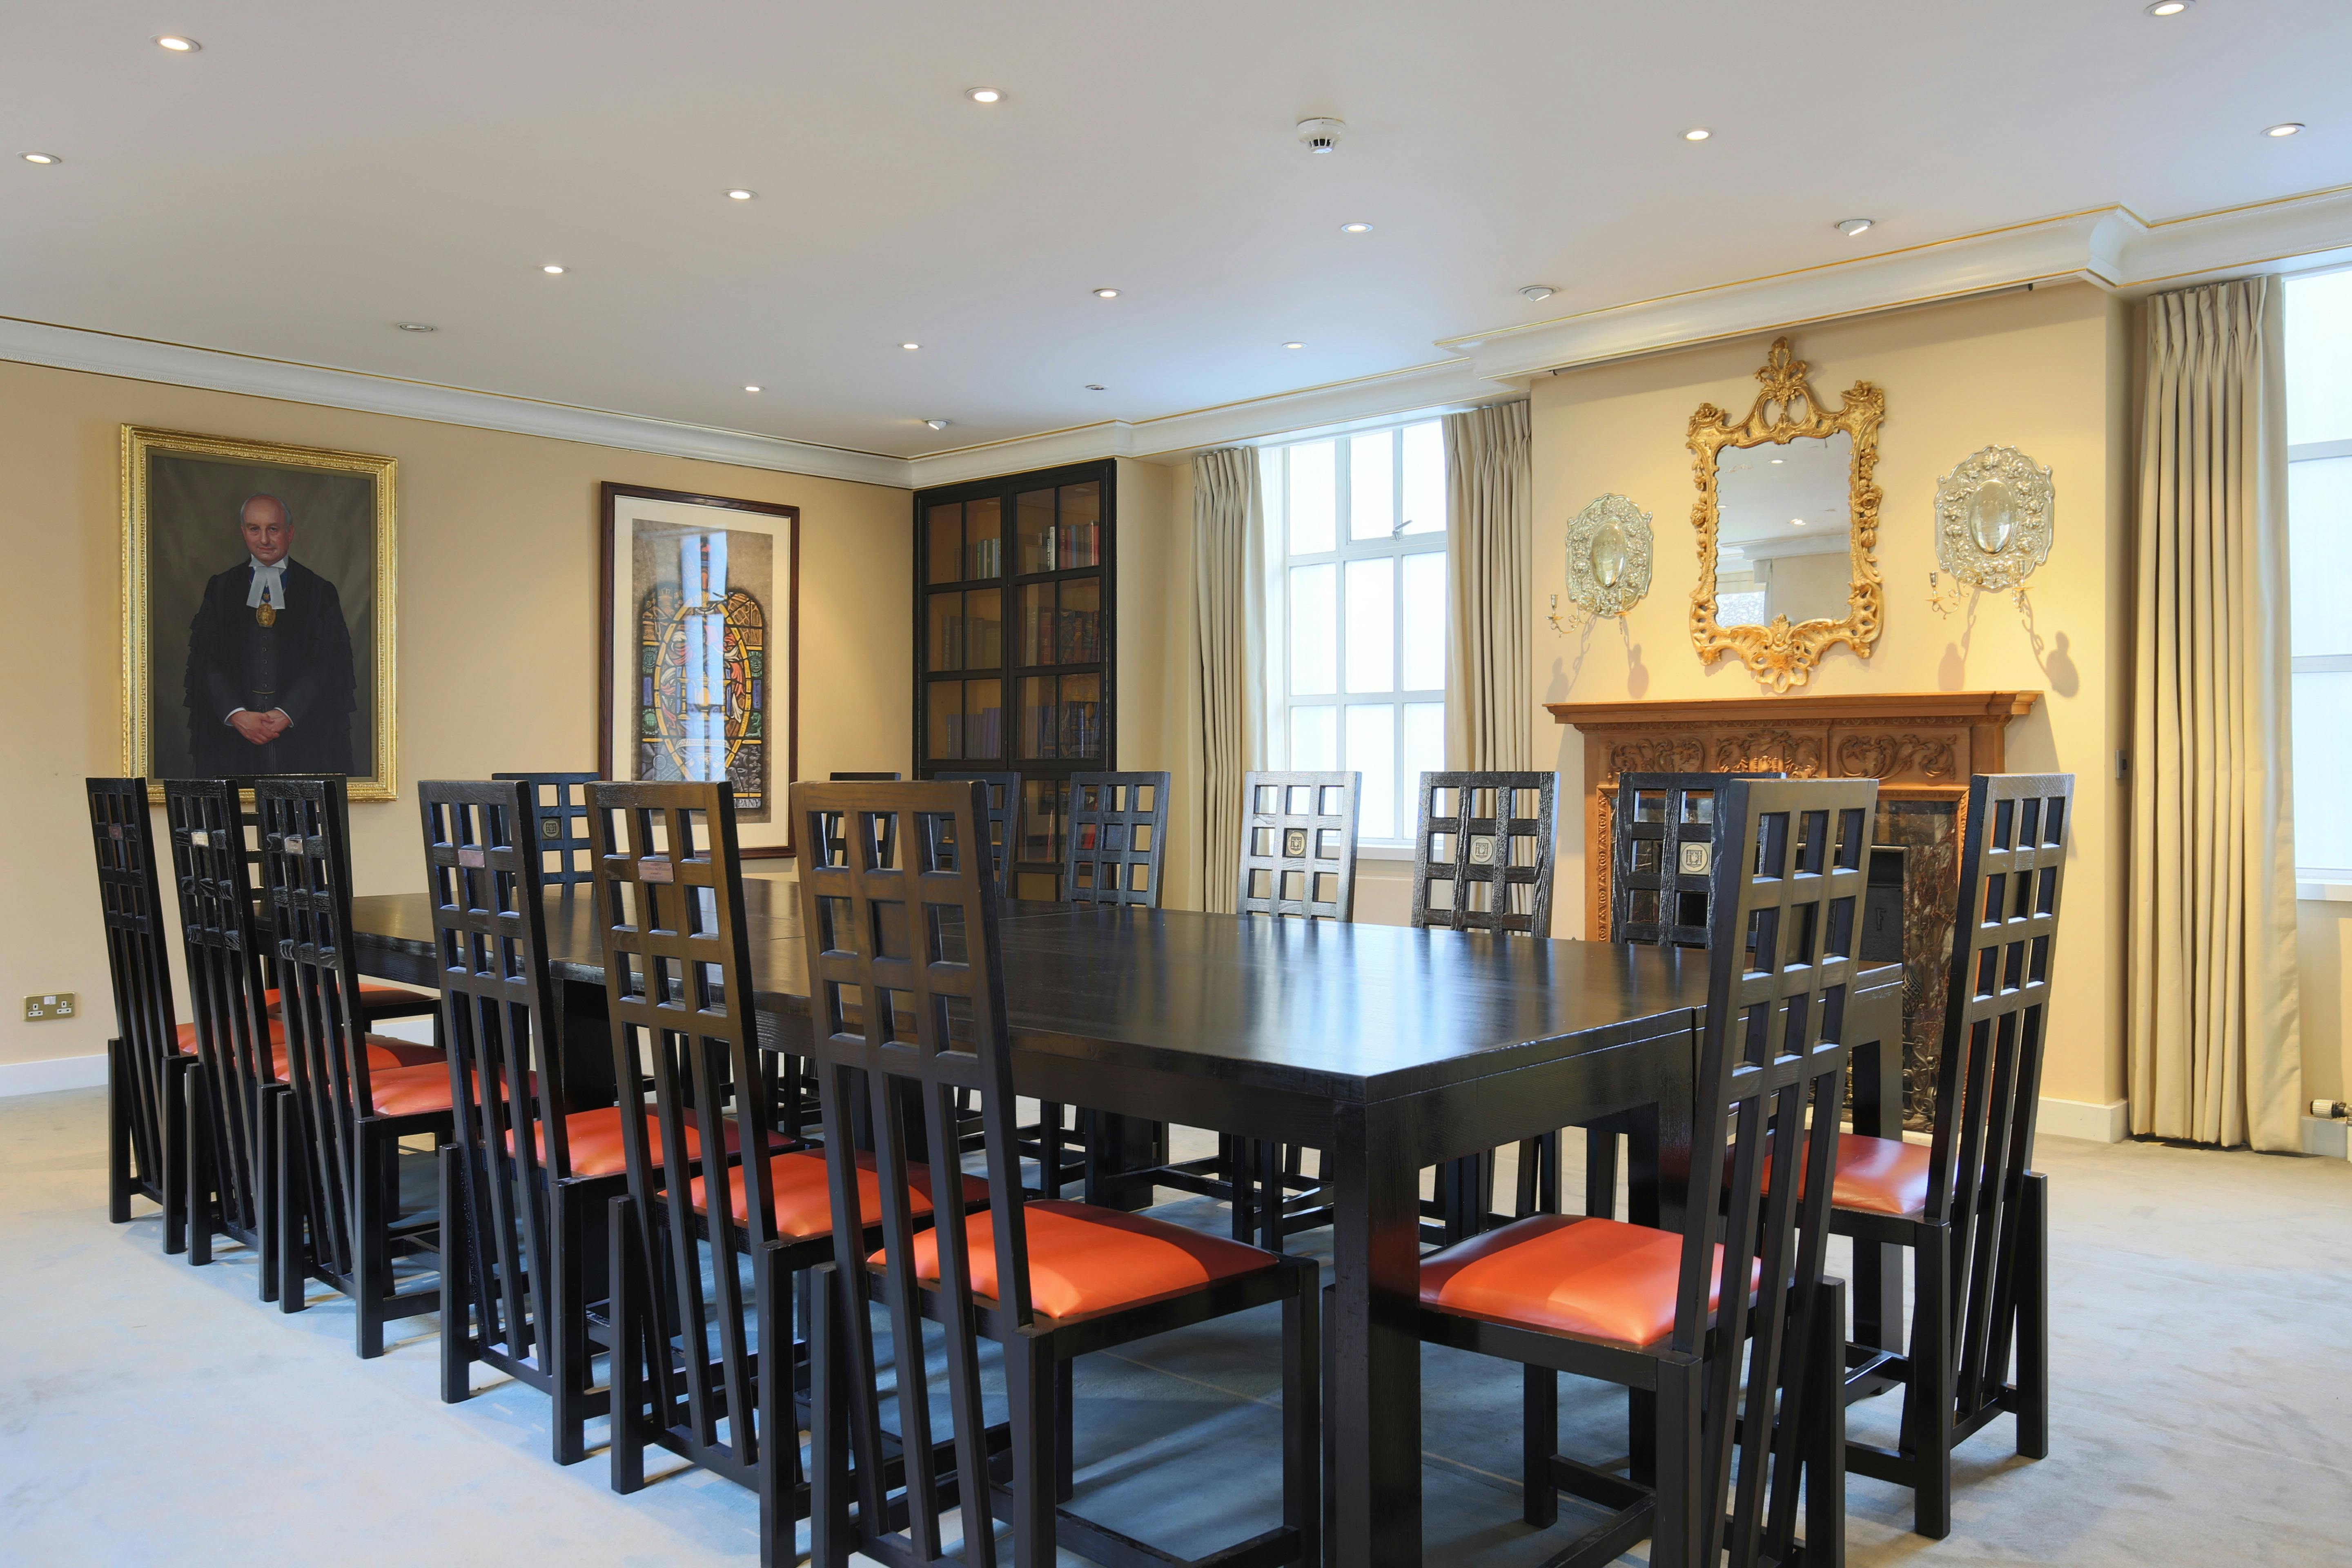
[1712,431,1853,626]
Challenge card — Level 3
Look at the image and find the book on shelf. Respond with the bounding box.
[966,536,1002,579]
[1039,521,1101,572]
[939,703,1004,762]
[940,615,1002,670]
[1020,606,1101,665]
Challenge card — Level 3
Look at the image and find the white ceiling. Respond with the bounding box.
[4,1,2349,462]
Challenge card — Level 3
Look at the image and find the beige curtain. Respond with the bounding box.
[1189,447,1267,912]
[1445,401,1535,771]
[2128,276,2303,1152]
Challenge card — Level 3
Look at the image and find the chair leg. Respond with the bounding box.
[755,1247,794,1568]
[1653,1358,1703,1568]
[160,1055,188,1256]
[808,1263,854,1568]
[1584,1122,1620,1220]
[438,1144,468,1403]
[257,1085,281,1303]
[1283,1261,1321,1567]
[1904,1222,1956,1540]
[1521,1365,1558,1528]
[2015,1172,2050,1461]
[1804,1278,1849,1568]
[550,1182,589,1466]
[1628,1387,1658,1488]
[107,1039,132,1225]
[610,1195,647,1495]
[276,1091,307,1313]
[1004,1332,1059,1568]
[354,1127,388,1359]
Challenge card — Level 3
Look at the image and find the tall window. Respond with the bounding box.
[2287,268,2352,877]
[1263,420,1447,842]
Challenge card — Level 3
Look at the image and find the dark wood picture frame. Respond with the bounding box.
[598,481,801,858]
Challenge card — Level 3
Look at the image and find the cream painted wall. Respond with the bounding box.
[2,356,910,1071]
[1530,284,2133,1109]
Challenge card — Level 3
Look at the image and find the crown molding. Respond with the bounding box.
[0,314,911,488]
[9,182,2351,494]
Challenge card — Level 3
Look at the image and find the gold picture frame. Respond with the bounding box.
[1688,338,1885,691]
[121,425,399,800]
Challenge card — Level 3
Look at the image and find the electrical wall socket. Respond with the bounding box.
[23,993,79,1022]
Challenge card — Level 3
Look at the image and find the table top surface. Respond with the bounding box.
[352,882,1892,1105]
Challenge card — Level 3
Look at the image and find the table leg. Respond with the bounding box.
[1327,1100,1422,1568]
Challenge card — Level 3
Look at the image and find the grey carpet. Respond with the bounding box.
[3,1087,2346,1566]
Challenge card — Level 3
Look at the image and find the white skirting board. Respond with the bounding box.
[2037,1096,2128,1143]
[0,1052,109,1099]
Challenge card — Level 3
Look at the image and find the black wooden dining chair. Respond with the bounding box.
[492,770,600,890]
[1615,771,1785,947]
[87,777,191,1253]
[423,777,631,1463]
[1409,771,1560,1245]
[1413,776,1867,1568]
[796,777,1320,1568]
[592,777,936,1523]
[934,768,1020,893]
[256,775,458,1356]
[1827,772,2072,1538]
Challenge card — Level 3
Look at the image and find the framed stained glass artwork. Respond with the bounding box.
[598,483,800,857]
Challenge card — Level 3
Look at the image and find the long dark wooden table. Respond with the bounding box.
[351,882,1902,1568]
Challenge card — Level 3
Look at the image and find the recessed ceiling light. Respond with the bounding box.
[924,418,951,430]
[1340,222,1372,234]
[1092,287,1120,298]
[541,263,566,274]
[1791,518,1807,526]
[20,151,60,165]
[154,35,200,52]
[744,385,762,393]
[1085,384,1106,391]
[2264,122,2306,138]
[1770,457,1784,464]
[726,188,755,200]
[967,87,1002,103]
[1519,284,1557,302]
[2145,1,2191,14]
[1282,342,1305,350]
[1835,217,1875,237]
[394,321,437,333]
[900,342,920,350]
[1684,128,1711,142]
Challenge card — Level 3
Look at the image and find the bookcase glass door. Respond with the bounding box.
[915,461,1115,900]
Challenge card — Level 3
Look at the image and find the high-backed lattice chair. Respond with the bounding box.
[87,778,190,1252]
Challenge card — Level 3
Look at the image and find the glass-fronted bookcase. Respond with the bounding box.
[913,459,1116,900]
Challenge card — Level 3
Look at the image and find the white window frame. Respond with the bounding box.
[1260,418,1448,850]
[2290,432,2352,888]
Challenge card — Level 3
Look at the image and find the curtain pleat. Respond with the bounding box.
[2128,276,2302,1151]
[1190,447,1266,913]
[1444,401,1535,771]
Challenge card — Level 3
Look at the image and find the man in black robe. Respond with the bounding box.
[183,493,358,775]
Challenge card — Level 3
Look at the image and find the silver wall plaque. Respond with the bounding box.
[1933,446,2054,595]
[1561,493,1654,619]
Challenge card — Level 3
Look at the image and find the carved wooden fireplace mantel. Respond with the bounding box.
[1549,690,2039,1124]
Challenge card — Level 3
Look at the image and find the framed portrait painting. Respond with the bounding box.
[599,483,800,857]
[121,426,399,800]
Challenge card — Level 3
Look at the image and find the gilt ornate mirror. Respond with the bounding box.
[1689,337,1885,690]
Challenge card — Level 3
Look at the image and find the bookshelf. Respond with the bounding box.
[913,459,1116,899]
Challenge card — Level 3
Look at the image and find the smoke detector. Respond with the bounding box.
[1296,117,1347,154]
[1519,285,1557,303]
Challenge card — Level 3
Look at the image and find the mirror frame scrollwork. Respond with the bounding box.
[1689,337,1885,691]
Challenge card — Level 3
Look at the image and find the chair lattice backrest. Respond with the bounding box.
[1410,771,1559,935]
[794,778,1028,1566]
[162,778,281,1240]
[1682,776,1874,1566]
[1237,771,1360,920]
[1065,770,1171,907]
[586,779,780,1466]
[1611,771,1784,947]
[252,775,384,1285]
[1930,772,2073,1418]
[933,768,1019,891]
[490,772,598,889]
[422,779,568,1371]
[86,779,178,1198]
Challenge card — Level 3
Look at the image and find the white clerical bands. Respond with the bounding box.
[245,557,288,610]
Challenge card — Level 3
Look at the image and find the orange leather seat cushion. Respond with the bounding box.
[1750,1133,1934,1219]
[1419,1214,1755,1349]
[368,1061,458,1117]
[265,984,434,1018]
[510,1106,793,1179]
[880,1198,1278,1321]
[694,1149,987,1238]
[173,1020,438,1078]
[175,1018,285,1054]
